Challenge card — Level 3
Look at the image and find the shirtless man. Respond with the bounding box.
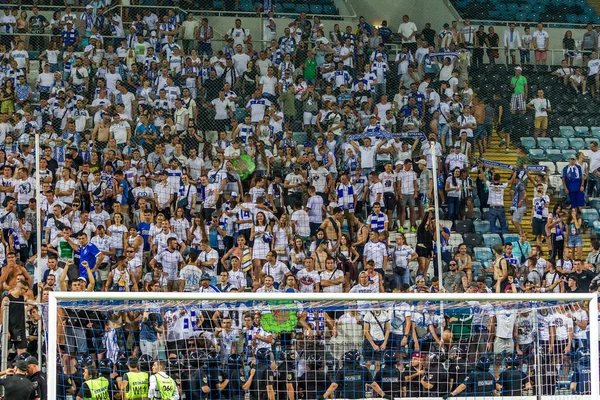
[319,206,343,248]
[92,111,111,151]
[0,252,32,292]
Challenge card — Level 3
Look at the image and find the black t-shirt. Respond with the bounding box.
[374,367,402,398]
[297,370,330,400]
[423,365,448,396]
[335,365,373,399]
[463,370,495,396]
[0,374,35,400]
[223,367,246,398]
[499,368,527,396]
[29,371,47,400]
[7,293,25,337]
[573,270,595,292]
[55,371,73,400]
[276,363,296,400]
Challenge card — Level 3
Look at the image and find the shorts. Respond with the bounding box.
[532,217,547,235]
[65,326,88,355]
[416,245,431,258]
[303,112,317,126]
[362,339,384,361]
[511,206,526,223]
[400,194,416,207]
[568,233,583,247]
[473,125,486,141]
[511,93,525,111]
[97,263,110,281]
[383,192,396,211]
[569,191,585,208]
[535,49,547,61]
[534,116,548,129]
[9,329,27,350]
[587,73,598,87]
[494,337,515,355]
[213,119,228,132]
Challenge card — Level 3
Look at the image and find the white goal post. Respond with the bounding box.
[47,291,599,400]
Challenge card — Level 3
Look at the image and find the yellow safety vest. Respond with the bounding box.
[125,371,149,399]
[84,377,110,400]
[154,373,176,399]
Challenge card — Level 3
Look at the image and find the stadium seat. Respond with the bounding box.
[473,247,493,263]
[574,126,589,136]
[585,138,597,148]
[471,261,483,277]
[310,4,323,13]
[404,233,417,248]
[282,2,295,12]
[556,161,569,175]
[569,137,585,151]
[463,233,483,248]
[559,126,575,138]
[483,233,502,248]
[473,220,490,235]
[591,126,600,139]
[455,220,474,234]
[529,148,545,160]
[552,137,569,150]
[472,208,482,220]
[323,4,337,14]
[537,137,553,149]
[589,198,600,212]
[239,1,255,11]
[582,208,599,230]
[440,220,453,231]
[562,150,577,160]
[520,137,536,150]
[546,149,563,162]
[539,161,556,175]
[503,233,519,244]
[449,233,464,248]
[566,13,579,23]
[292,132,308,145]
[295,3,309,13]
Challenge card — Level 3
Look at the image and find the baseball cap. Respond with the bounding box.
[453,143,461,148]
[231,191,238,197]
[86,4,93,9]
[25,356,38,365]
[15,360,28,372]
[395,160,404,167]
[417,159,427,166]
[211,211,219,218]
[515,66,522,70]
[200,273,211,281]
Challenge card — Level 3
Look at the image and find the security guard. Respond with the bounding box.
[374,351,402,399]
[297,354,330,400]
[323,350,385,399]
[120,356,149,400]
[76,365,111,400]
[24,356,47,400]
[444,356,496,398]
[148,360,180,400]
[0,360,35,400]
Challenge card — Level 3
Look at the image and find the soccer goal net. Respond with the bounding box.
[46,292,598,400]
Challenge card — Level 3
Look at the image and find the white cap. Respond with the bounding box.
[395,160,404,166]
[515,66,522,70]
[86,4,93,9]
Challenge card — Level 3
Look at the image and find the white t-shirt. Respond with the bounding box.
[320,269,344,293]
[363,310,390,341]
[494,309,517,339]
[552,312,573,341]
[297,268,321,292]
[398,22,418,43]
[533,30,549,49]
[528,98,551,118]
[211,98,232,120]
[259,75,277,95]
[588,58,600,76]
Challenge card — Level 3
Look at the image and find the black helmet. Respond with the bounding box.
[279,350,297,362]
[256,348,272,360]
[17,352,32,361]
[168,358,183,374]
[77,355,93,368]
[99,358,114,370]
[428,352,444,364]
[228,354,244,368]
[188,351,207,369]
[116,357,129,375]
[139,354,154,373]
[207,351,220,366]
[504,354,520,367]
[306,354,324,370]
[343,350,361,365]
[476,356,491,371]
[382,351,398,365]
[448,344,466,360]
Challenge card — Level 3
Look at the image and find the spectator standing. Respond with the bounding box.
[504,23,520,65]
[480,171,508,235]
[510,66,528,115]
[398,15,418,54]
[532,23,550,68]
[562,155,585,210]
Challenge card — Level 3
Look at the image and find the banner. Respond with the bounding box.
[346,131,426,142]
[428,52,460,59]
[479,159,547,173]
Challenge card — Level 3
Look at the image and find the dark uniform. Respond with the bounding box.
[275,357,296,400]
[29,371,47,400]
[401,365,423,397]
[334,365,373,399]
[461,369,495,396]
[498,367,528,396]
[571,352,591,395]
[374,365,402,399]
[0,373,35,400]
[421,354,448,397]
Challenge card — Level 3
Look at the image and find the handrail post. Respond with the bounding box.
[1,298,10,396]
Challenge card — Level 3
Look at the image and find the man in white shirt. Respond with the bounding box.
[398,15,418,54]
[588,141,600,197]
[532,22,550,66]
[260,250,291,289]
[231,44,251,76]
[526,89,552,144]
[587,50,600,96]
[225,18,252,48]
[503,23,521,65]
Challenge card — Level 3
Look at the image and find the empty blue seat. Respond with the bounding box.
[474,220,490,235]
[489,10,502,18]
[310,4,323,13]
[474,247,493,263]
[239,1,254,11]
[471,261,483,278]
[282,2,295,11]
[589,197,600,212]
[503,233,519,244]
[562,149,576,160]
[560,126,575,138]
[591,126,600,139]
[213,0,223,8]
[520,137,536,150]
[581,208,599,229]
[585,138,597,147]
[570,138,585,151]
[566,14,579,23]
[585,5,596,15]
[594,15,600,24]
[293,132,308,145]
[537,137,553,149]
[483,233,502,248]
[553,137,569,150]
[578,14,590,24]
[529,148,545,160]
[323,4,337,14]
[295,3,309,13]
[546,149,563,162]
[574,126,589,136]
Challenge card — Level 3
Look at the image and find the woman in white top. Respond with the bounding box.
[190,215,207,253]
[250,211,272,275]
[126,226,144,262]
[289,237,307,274]
[445,167,463,223]
[108,213,128,257]
[170,207,191,243]
[272,214,292,263]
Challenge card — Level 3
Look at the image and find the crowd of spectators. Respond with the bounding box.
[0,3,597,399]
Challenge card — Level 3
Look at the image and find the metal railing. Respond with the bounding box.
[470,19,591,29]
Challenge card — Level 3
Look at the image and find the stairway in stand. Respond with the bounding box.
[477,136,592,256]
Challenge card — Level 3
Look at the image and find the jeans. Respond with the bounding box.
[447,196,461,223]
[488,206,507,234]
[393,267,411,288]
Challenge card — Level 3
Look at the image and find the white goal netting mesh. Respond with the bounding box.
[45,296,597,399]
